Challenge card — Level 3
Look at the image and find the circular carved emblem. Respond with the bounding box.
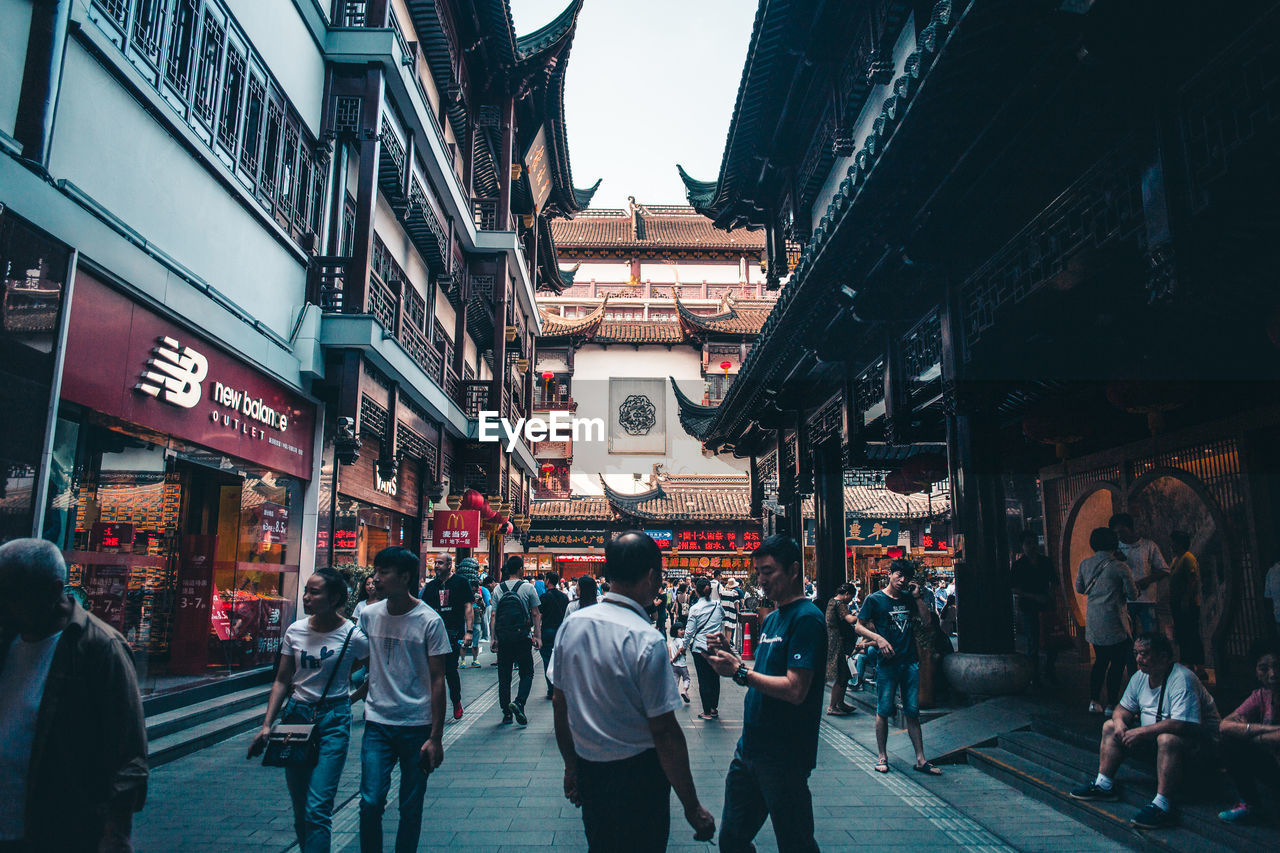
[618,394,657,435]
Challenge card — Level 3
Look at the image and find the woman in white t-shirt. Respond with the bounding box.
[248,568,369,853]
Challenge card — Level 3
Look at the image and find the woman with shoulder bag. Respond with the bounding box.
[684,577,725,720]
[248,568,369,853]
[1074,527,1138,715]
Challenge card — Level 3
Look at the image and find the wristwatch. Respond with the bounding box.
[733,664,750,686]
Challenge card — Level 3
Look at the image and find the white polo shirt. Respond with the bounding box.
[550,592,682,762]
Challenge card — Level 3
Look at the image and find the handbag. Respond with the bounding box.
[263,624,354,767]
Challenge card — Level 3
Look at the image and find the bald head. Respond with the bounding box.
[0,538,70,636]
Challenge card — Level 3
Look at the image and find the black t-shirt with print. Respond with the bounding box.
[422,573,474,636]
[857,589,918,664]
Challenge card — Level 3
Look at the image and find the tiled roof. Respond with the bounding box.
[530,497,613,521]
[539,297,607,338]
[674,294,772,337]
[594,321,686,344]
[551,204,765,252]
[601,476,755,522]
[800,486,951,521]
[670,377,719,440]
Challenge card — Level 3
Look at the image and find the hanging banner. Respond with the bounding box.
[526,529,606,548]
[432,510,480,548]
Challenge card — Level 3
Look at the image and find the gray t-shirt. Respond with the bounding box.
[490,578,541,638]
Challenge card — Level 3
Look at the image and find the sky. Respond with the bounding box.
[510,0,757,211]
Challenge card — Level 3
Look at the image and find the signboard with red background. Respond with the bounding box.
[432,510,480,548]
[61,272,315,479]
[675,527,762,552]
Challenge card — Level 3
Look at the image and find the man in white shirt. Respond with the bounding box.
[551,532,715,850]
[358,547,451,853]
[1110,513,1169,636]
[1071,632,1219,830]
[1264,560,1280,633]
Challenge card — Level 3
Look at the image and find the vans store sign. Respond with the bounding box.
[61,273,317,479]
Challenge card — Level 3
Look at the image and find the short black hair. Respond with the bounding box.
[373,546,419,581]
[1171,530,1191,550]
[1249,638,1280,667]
[502,555,524,579]
[694,576,712,598]
[837,583,855,597]
[712,568,723,577]
[1109,513,1135,530]
[604,531,662,583]
[1132,631,1174,659]
[888,559,916,581]
[672,620,686,634]
[1090,527,1119,552]
[545,571,560,586]
[752,535,801,576]
[312,567,349,608]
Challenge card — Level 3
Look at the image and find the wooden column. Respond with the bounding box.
[488,256,510,495]
[345,67,385,314]
[813,438,845,606]
[941,283,1013,654]
[883,328,908,445]
[497,97,515,231]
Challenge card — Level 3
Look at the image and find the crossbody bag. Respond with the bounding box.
[263,624,354,767]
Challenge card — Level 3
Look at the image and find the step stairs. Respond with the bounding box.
[144,669,272,767]
[966,715,1277,853]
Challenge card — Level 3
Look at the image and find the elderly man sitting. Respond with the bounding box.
[1070,632,1220,829]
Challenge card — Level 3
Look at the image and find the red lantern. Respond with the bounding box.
[541,371,555,380]
[719,361,732,374]
[460,489,486,512]
[1104,380,1189,436]
[1022,399,1089,460]
[540,463,555,473]
[885,470,927,495]
[900,452,948,486]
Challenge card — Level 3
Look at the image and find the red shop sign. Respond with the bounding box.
[61,272,316,479]
[432,510,480,548]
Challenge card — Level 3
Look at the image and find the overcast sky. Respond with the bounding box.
[511,0,756,211]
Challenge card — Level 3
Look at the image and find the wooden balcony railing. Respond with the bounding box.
[534,396,576,412]
[461,380,489,419]
[473,198,499,231]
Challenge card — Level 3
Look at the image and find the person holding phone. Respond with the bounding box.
[248,568,369,853]
[856,559,939,775]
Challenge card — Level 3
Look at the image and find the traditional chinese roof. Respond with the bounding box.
[538,296,609,339]
[600,475,756,522]
[593,320,686,345]
[673,294,772,339]
[801,485,951,521]
[530,496,613,521]
[550,204,766,253]
[670,376,719,440]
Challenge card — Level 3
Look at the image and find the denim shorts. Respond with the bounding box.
[875,659,920,718]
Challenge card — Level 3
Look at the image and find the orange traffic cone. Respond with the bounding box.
[742,619,755,661]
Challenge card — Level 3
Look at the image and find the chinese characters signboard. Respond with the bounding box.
[845,517,900,547]
[675,528,762,552]
[644,529,673,549]
[526,529,606,548]
[523,125,552,213]
[432,510,480,548]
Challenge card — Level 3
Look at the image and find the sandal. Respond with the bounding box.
[874,759,890,774]
[826,707,852,716]
[913,761,942,776]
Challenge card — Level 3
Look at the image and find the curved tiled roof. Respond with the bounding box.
[600,476,755,522]
[539,296,608,338]
[551,205,765,252]
[594,321,686,345]
[800,485,951,521]
[531,496,613,521]
[674,294,772,337]
[670,376,719,440]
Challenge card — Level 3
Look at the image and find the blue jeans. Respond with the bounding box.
[719,743,818,853]
[282,697,353,853]
[875,659,920,718]
[359,722,433,853]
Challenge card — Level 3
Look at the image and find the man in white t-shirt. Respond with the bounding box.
[1071,632,1219,830]
[1264,560,1280,632]
[551,532,715,849]
[1111,513,1169,636]
[358,547,451,853]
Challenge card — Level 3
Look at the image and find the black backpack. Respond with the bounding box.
[494,580,531,641]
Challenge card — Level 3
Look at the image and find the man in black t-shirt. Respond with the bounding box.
[421,554,474,721]
[1010,531,1059,685]
[538,571,569,699]
[857,560,939,775]
[706,535,825,853]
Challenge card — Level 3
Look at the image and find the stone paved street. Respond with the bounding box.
[134,647,1122,852]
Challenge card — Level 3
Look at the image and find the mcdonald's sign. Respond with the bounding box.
[432,510,480,548]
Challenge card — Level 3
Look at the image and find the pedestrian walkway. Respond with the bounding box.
[135,648,1123,852]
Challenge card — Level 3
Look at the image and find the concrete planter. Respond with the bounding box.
[940,652,1033,697]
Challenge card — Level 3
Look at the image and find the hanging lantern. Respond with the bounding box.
[720,360,732,377]
[899,452,949,486]
[1022,399,1089,460]
[460,489,487,512]
[885,470,927,495]
[1104,380,1189,436]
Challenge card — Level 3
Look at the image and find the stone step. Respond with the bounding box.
[145,683,272,741]
[141,666,273,716]
[967,745,1228,853]
[147,705,265,768]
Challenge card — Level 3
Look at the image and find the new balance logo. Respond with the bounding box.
[136,336,208,409]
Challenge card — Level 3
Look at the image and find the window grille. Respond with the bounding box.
[132,0,167,63]
[193,13,225,125]
[334,97,361,135]
[217,49,246,153]
[277,122,300,216]
[92,0,128,28]
[240,76,265,175]
[260,99,283,198]
[165,0,199,95]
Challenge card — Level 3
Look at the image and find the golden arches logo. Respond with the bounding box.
[445,513,466,531]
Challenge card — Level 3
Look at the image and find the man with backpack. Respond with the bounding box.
[489,556,542,725]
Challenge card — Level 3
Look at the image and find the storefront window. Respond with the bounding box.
[45,412,303,695]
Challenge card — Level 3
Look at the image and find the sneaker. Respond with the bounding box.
[469,661,481,668]
[681,692,690,704]
[501,714,513,725]
[1218,802,1251,823]
[1132,803,1177,829]
[1070,783,1119,802]
[1087,702,1105,714]
[509,702,527,726]
[453,701,463,721]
